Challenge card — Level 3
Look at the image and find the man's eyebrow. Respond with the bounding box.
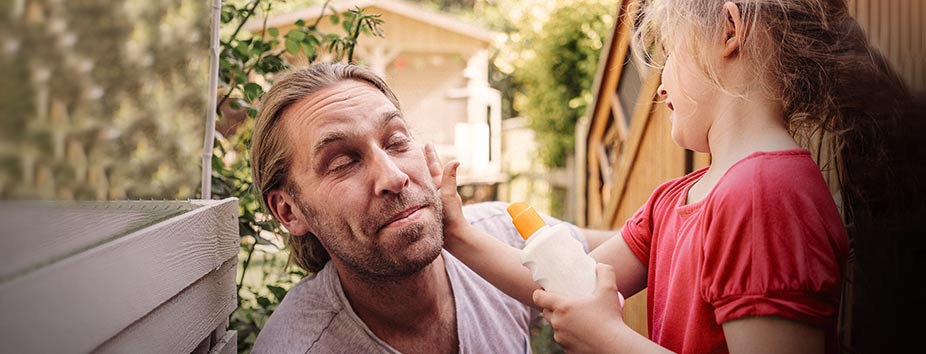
[380,110,403,128]
[313,132,348,157]
[312,111,404,156]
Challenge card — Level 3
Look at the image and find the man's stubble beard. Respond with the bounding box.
[296,179,445,283]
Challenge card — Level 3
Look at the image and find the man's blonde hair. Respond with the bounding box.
[250,63,401,273]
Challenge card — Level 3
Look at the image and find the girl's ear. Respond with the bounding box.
[721,1,745,58]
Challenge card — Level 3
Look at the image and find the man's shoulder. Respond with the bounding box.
[251,268,343,354]
[461,201,586,250]
[461,201,510,223]
[461,202,524,248]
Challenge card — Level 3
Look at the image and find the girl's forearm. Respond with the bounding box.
[443,224,540,307]
[613,324,675,354]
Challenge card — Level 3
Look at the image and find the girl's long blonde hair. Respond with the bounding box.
[633,1,919,351]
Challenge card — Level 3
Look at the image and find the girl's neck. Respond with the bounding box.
[686,93,800,205]
[706,93,799,172]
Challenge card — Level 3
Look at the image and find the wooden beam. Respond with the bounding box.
[209,331,238,354]
[604,70,663,229]
[0,199,239,354]
[96,257,238,354]
[0,201,198,282]
[587,0,639,227]
[609,92,629,143]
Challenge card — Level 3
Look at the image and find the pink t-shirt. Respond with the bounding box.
[622,149,848,353]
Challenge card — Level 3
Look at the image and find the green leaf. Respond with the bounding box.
[330,13,340,25]
[235,42,250,56]
[268,27,279,37]
[256,296,271,308]
[342,17,354,33]
[247,107,258,118]
[267,285,288,301]
[294,19,306,27]
[301,43,316,58]
[284,38,299,54]
[243,83,263,102]
[286,30,306,41]
[221,5,235,23]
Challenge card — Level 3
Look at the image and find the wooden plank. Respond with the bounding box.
[0,198,239,354]
[878,0,893,56]
[919,0,925,91]
[587,0,638,226]
[891,0,900,72]
[95,257,237,354]
[576,116,590,226]
[209,331,238,354]
[623,291,648,337]
[589,0,637,150]
[609,93,629,143]
[603,70,662,228]
[0,201,197,282]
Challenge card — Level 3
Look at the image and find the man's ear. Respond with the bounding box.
[266,189,311,236]
[721,1,745,58]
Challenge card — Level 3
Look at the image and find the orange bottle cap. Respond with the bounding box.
[507,202,546,240]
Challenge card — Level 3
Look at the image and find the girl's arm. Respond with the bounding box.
[588,232,649,298]
[427,143,647,306]
[437,160,541,306]
[723,317,824,354]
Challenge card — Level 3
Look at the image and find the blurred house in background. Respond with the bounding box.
[247,0,506,193]
[498,117,577,219]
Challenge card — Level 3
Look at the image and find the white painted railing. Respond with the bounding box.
[0,198,239,354]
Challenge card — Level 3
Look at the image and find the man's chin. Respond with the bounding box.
[348,222,443,282]
[350,248,441,283]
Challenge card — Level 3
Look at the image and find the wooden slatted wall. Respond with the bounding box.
[849,0,926,92]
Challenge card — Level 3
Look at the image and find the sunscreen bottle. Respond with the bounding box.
[508,202,596,297]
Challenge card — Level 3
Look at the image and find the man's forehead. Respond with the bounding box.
[280,80,399,128]
[277,80,408,154]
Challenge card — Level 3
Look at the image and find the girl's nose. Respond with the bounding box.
[657,84,668,97]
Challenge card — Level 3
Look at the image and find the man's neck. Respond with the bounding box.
[335,254,458,353]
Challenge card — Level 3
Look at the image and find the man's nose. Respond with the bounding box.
[371,149,410,196]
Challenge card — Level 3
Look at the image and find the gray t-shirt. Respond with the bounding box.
[251,202,586,354]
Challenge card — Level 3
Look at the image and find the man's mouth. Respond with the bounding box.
[379,205,426,231]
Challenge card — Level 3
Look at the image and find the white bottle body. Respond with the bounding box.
[520,224,596,298]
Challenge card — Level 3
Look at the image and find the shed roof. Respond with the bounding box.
[245,0,497,43]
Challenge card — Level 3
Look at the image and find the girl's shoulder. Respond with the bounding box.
[713,149,826,199]
[710,149,835,212]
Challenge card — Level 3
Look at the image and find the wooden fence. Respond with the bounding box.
[0,198,239,354]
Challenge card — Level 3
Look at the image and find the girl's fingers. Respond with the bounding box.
[440,161,460,196]
[533,288,561,310]
[594,263,625,307]
[594,263,617,292]
[424,143,442,186]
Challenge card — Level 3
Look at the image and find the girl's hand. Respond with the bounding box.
[424,143,443,189]
[533,263,627,354]
[424,143,468,236]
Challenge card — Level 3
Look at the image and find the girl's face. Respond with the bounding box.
[658,37,718,153]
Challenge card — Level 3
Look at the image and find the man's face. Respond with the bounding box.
[278,80,444,282]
